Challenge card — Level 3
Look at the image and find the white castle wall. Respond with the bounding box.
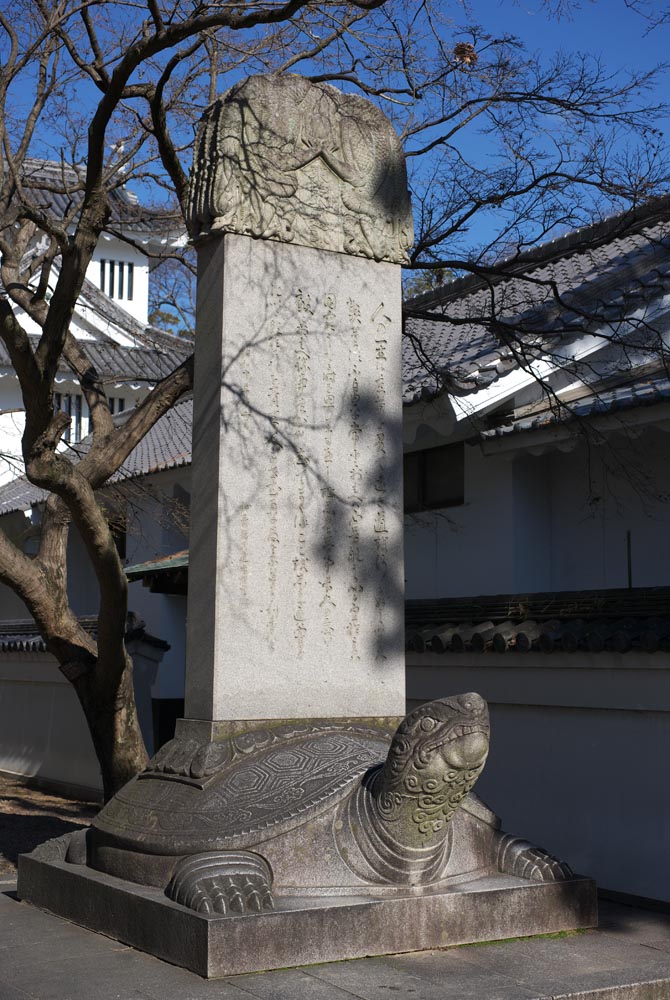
[407,650,670,902]
[405,428,670,599]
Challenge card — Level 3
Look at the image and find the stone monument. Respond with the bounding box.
[18,74,596,978]
[182,72,411,731]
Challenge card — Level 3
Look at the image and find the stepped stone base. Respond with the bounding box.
[18,850,597,978]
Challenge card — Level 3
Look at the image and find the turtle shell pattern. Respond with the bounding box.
[93,723,390,856]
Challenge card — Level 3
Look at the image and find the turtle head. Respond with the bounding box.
[374,694,490,843]
[386,693,489,784]
[431,692,490,771]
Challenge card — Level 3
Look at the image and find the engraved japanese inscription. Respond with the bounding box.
[187,74,414,263]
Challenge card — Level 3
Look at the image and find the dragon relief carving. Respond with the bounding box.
[187,74,413,263]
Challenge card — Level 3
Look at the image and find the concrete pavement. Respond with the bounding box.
[1,879,669,999]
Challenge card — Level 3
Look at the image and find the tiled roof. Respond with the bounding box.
[19,159,183,237]
[126,550,189,580]
[125,549,189,594]
[3,200,670,514]
[2,363,670,517]
[0,476,48,516]
[481,374,670,439]
[73,270,194,353]
[0,614,168,652]
[112,396,193,481]
[406,587,670,654]
[402,198,670,404]
[0,335,191,385]
[0,248,193,382]
[0,395,193,516]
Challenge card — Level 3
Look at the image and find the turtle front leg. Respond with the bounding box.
[496,832,573,882]
[166,851,274,915]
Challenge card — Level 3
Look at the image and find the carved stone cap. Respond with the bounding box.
[187,73,413,264]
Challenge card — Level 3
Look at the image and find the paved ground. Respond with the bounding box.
[0,776,97,878]
[1,779,670,998]
[1,884,669,999]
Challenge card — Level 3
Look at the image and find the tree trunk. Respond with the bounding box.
[71,649,149,801]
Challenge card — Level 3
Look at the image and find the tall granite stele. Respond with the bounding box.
[18,75,597,978]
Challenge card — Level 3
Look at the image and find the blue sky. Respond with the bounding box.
[484,0,665,59]
[483,0,668,122]
[12,0,668,266]
[399,0,670,264]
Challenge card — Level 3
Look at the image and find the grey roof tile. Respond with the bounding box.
[0,395,193,516]
[18,159,183,237]
[0,614,168,651]
[0,335,190,385]
[482,374,670,439]
[405,587,670,654]
[3,201,670,513]
[0,475,48,515]
[402,198,670,403]
[112,396,193,480]
[73,269,194,353]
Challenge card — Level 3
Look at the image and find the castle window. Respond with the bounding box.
[73,394,82,442]
[99,259,134,302]
[404,442,465,512]
[54,392,85,444]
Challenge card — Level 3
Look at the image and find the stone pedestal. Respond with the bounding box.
[18,850,597,978]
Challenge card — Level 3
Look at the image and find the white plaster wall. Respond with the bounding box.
[404,427,670,598]
[0,655,102,793]
[548,430,670,590]
[88,234,150,325]
[0,644,162,792]
[404,445,516,598]
[124,468,189,701]
[0,370,149,486]
[0,377,27,485]
[0,580,31,620]
[512,454,552,592]
[128,592,186,700]
[65,528,101,616]
[0,510,101,619]
[0,511,40,619]
[407,652,670,901]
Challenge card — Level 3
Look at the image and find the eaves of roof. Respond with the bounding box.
[481,374,670,440]
[406,586,670,655]
[40,257,194,358]
[126,550,189,580]
[0,394,193,517]
[19,159,184,239]
[110,396,193,481]
[406,195,670,313]
[402,197,670,406]
[0,334,191,385]
[1,364,667,518]
[0,613,169,652]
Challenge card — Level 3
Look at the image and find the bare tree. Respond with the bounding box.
[0,0,390,799]
[149,250,196,338]
[624,1,670,29]
[0,0,667,798]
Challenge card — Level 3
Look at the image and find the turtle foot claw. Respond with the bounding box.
[497,834,573,882]
[166,851,274,915]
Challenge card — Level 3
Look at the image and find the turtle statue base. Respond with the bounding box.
[17,696,598,978]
